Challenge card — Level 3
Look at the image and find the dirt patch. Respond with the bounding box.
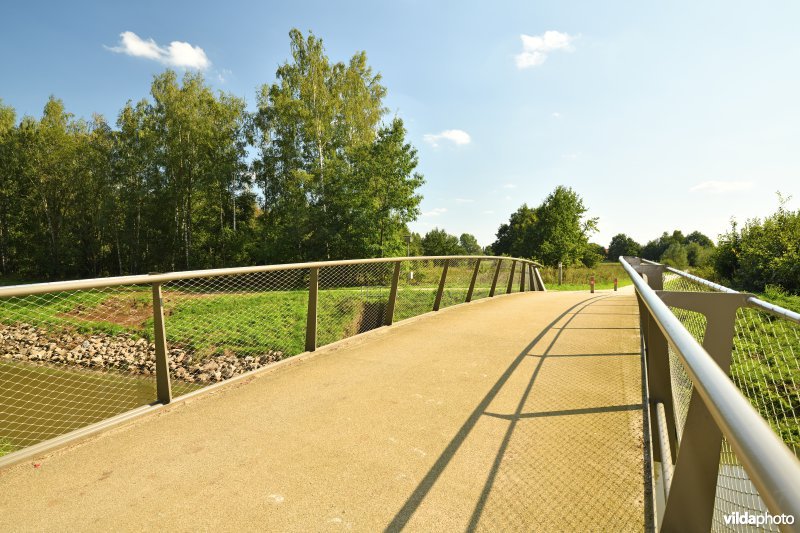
[59,296,153,328]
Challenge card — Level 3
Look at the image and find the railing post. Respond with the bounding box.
[489,259,503,297]
[151,283,172,404]
[465,259,481,302]
[519,263,526,292]
[384,261,401,325]
[526,264,533,291]
[657,291,750,532]
[643,312,679,468]
[305,267,319,352]
[534,267,546,292]
[506,261,517,294]
[433,260,449,311]
[634,264,665,290]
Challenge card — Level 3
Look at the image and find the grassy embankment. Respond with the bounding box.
[538,262,632,291]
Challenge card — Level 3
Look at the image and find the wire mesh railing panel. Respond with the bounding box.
[439,258,475,310]
[162,269,309,397]
[393,260,442,322]
[732,306,800,455]
[0,285,158,456]
[471,259,499,301]
[661,269,799,529]
[494,260,513,296]
[663,275,716,438]
[711,438,777,532]
[317,263,392,346]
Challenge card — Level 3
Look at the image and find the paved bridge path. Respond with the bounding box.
[0,290,647,531]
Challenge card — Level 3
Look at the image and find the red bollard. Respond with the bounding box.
[590,276,595,293]
[614,278,618,291]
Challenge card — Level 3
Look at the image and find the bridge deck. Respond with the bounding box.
[0,290,647,531]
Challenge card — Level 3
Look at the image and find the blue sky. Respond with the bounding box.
[2,0,799,248]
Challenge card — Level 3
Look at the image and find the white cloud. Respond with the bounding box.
[561,153,579,160]
[552,112,561,118]
[502,183,516,189]
[423,129,471,147]
[482,210,495,215]
[455,198,474,204]
[690,180,754,193]
[106,31,211,69]
[422,207,447,217]
[515,31,575,69]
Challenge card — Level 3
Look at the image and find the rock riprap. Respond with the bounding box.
[0,323,283,384]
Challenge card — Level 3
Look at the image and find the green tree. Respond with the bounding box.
[0,100,19,274]
[458,233,482,255]
[422,228,461,255]
[661,242,689,269]
[492,186,598,266]
[582,243,605,267]
[607,233,641,260]
[253,29,419,263]
[686,231,714,247]
[491,204,538,257]
[717,200,800,293]
[349,118,424,257]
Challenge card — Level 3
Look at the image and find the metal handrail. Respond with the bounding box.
[0,255,543,298]
[662,264,800,325]
[620,256,800,521]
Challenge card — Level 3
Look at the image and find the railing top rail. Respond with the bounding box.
[0,255,543,298]
[647,259,800,325]
[619,256,800,520]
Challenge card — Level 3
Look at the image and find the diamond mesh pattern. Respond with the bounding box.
[0,285,159,456]
[1,257,541,459]
[162,269,308,397]
[653,267,797,531]
[317,263,392,346]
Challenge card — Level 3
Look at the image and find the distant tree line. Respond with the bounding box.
[0,29,424,279]
[714,200,800,294]
[490,186,602,267]
[605,198,800,295]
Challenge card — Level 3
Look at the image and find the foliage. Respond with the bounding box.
[641,229,714,269]
[458,233,482,255]
[660,242,689,269]
[0,30,424,279]
[607,233,641,260]
[714,202,800,294]
[252,30,423,262]
[582,243,605,268]
[491,186,598,266]
[421,228,461,256]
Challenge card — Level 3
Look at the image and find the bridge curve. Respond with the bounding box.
[0,289,647,531]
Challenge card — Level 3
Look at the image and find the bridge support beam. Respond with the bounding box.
[466,259,481,302]
[489,259,502,297]
[533,267,546,292]
[506,261,517,294]
[305,267,319,352]
[151,283,172,404]
[433,259,449,311]
[384,261,401,326]
[656,291,751,532]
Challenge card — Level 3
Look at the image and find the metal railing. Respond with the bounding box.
[0,255,544,462]
[621,256,800,532]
